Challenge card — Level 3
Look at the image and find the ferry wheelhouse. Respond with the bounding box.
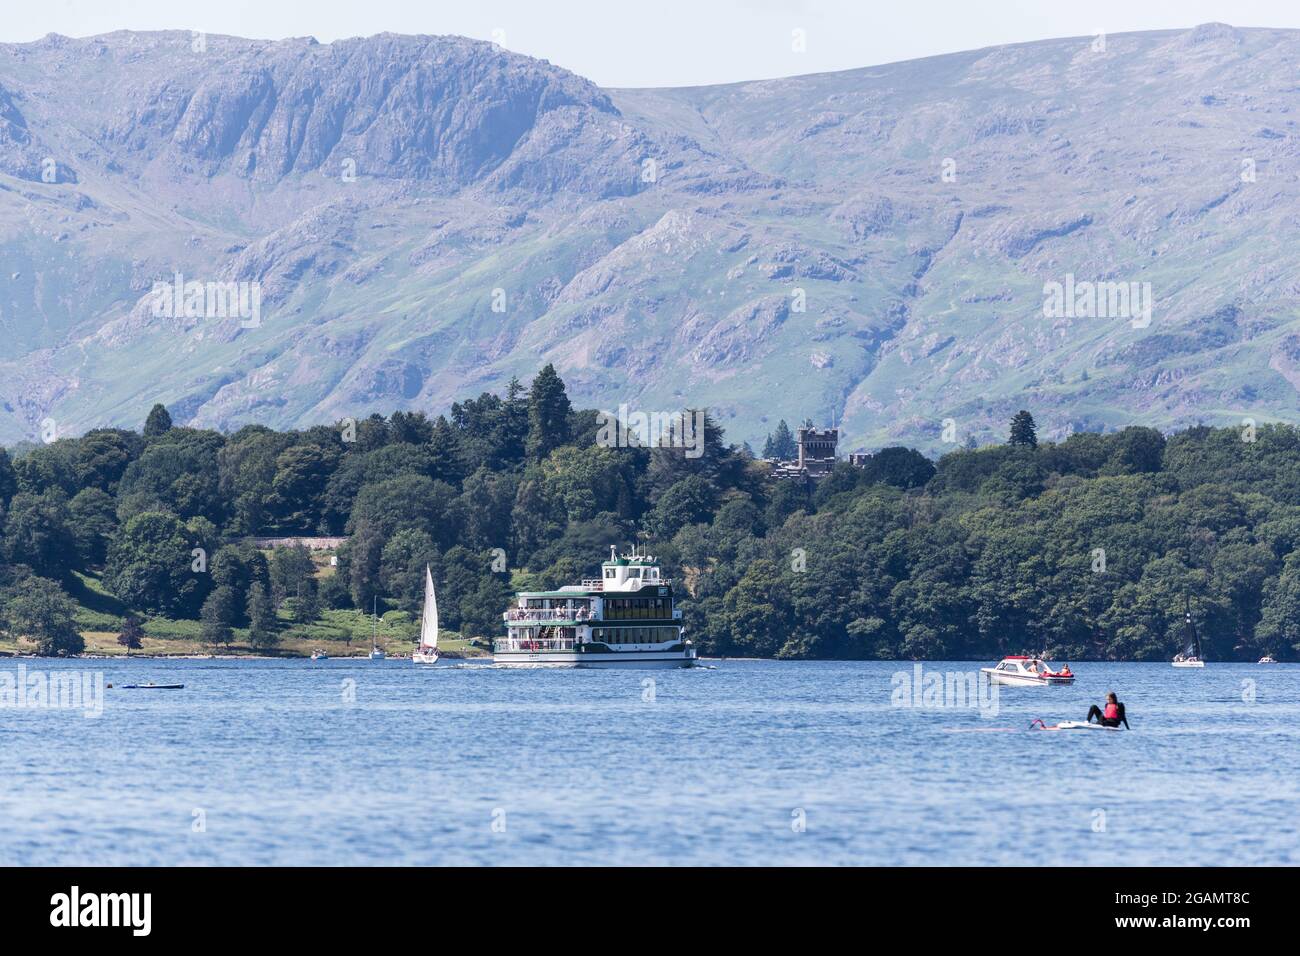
[495,548,696,668]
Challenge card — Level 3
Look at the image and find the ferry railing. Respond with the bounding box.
[502,609,592,622]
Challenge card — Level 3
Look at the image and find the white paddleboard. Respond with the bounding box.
[1043,720,1123,731]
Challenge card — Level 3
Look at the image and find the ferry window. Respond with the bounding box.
[604,569,615,579]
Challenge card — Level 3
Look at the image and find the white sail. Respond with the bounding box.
[419,565,438,650]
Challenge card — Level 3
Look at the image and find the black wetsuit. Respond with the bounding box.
[1087,702,1129,728]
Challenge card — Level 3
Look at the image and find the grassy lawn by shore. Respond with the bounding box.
[2,571,491,659]
[0,621,490,658]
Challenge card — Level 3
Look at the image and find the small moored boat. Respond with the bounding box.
[310,650,328,661]
[1259,655,1278,664]
[368,596,386,660]
[120,683,185,690]
[981,656,1075,686]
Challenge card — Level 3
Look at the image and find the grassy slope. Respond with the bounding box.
[0,563,491,659]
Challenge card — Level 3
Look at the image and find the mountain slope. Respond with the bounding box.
[2,24,1299,451]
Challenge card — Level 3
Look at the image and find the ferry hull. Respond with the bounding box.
[494,649,696,669]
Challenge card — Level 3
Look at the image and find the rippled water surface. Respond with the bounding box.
[2,658,1298,865]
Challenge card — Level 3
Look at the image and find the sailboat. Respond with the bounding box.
[369,596,386,660]
[1172,600,1205,668]
[412,565,439,665]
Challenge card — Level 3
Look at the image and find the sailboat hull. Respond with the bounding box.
[1172,660,1205,668]
[412,650,439,664]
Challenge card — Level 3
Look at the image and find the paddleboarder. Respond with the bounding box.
[1086,691,1129,729]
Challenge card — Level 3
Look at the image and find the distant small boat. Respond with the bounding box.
[1259,655,1279,664]
[311,650,329,661]
[369,596,386,660]
[412,566,439,665]
[1173,601,1205,668]
[120,683,185,690]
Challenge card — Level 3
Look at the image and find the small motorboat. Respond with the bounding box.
[1259,655,1278,664]
[981,656,1075,686]
[310,650,329,661]
[119,683,185,690]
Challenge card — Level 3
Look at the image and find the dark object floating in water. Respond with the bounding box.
[119,683,185,690]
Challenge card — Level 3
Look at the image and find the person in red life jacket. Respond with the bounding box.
[1086,692,1129,728]
[1059,663,1072,677]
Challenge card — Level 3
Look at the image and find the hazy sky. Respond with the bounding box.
[4,0,1299,87]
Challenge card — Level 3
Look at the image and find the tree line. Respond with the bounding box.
[1,367,1298,660]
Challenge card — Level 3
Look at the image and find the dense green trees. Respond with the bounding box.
[103,512,208,617]
[117,613,145,654]
[2,490,78,579]
[4,364,1300,662]
[143,403,173,438]
[1009,410,1038,448]
[525,364,572,462]
[0,573,84,655]
[762,420,797,460]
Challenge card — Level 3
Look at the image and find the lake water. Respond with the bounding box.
[2,658,1298,865]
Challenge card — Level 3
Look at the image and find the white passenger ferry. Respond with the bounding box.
[495,547,697,668]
